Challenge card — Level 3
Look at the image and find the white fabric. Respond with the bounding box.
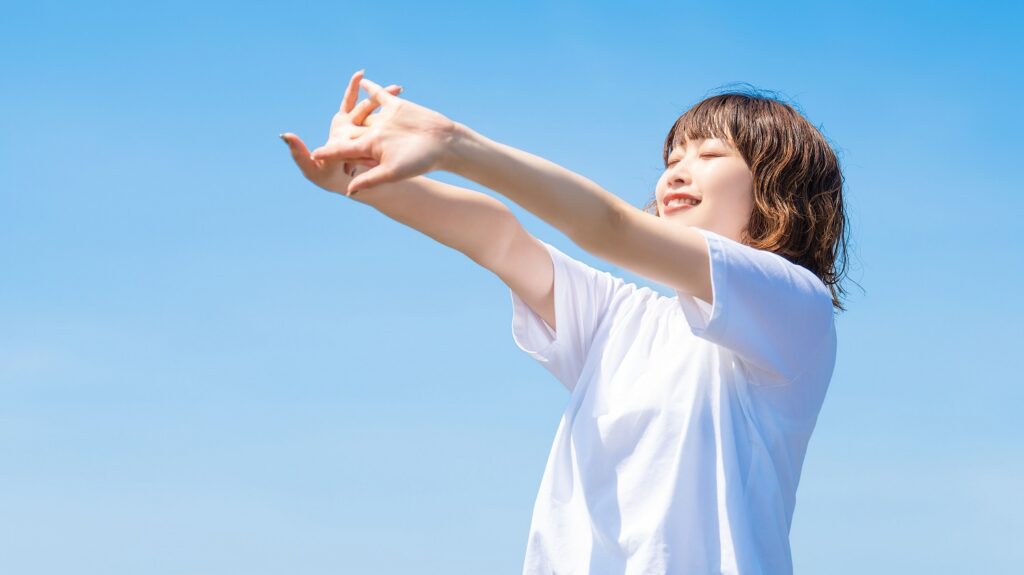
[509,227,837,575]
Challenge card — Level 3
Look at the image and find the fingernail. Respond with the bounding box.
[279,133,288,143]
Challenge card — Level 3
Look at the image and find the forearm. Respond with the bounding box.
[349,174,518,268]
[442,122,631,251]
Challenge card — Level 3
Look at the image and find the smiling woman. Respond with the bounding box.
[658,137,754,235]
[283,71,850,575]
[645,91,850,311]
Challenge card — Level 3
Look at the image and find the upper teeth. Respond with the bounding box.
[667,197,700,207]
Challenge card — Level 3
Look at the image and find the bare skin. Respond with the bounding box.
[289,71,763,307]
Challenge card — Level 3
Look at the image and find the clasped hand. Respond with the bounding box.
[282,69,458,197]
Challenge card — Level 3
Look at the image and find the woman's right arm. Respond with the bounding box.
[281,130,517,268]
[350,175,557,332]
[354,174,557,329]
[282,128,556,330]
[351,175,514,269]
[278,65,556,329]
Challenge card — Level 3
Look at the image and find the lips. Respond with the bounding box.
[663,192,702,214]
[664,202,696,214]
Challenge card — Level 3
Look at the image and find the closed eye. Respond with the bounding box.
[666,154,718,166]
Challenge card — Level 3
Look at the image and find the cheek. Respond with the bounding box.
[719,167,754,201]
[655,174,668,201]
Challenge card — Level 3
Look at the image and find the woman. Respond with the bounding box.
[281,69,849,574]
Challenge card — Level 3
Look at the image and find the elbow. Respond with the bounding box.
[472,209,522,271]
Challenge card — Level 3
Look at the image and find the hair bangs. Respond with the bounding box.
[663,97,742,165]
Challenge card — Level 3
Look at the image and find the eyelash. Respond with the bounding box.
[667,154,719,166]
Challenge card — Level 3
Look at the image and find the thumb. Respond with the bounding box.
[347,164,396,196]
[311,137,368,161]
[280,132,319,178]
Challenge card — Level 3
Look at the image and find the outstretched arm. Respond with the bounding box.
[284,132,557,330]
[281,69,557,329]
[443,124,712,304]
[281,70,516,266]
[312,76,712,304]
[284,130,510,266]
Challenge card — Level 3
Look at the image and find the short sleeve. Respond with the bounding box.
[509,240,626,392]
[676,227,835,383]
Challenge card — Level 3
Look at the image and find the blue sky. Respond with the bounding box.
[2,0,1022,572]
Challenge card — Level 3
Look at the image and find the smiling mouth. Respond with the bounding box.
[664,199,700,214]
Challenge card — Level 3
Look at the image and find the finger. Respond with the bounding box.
[350,85,396,124]
[351,84,402,126]
[280,132,320,178]
[310,137,373,162]
[343,158,378,179]
[339,69,366,114]
[348,164,398,196]
[359,77,399,106]
[348,157,418,195]
[339,155,380,180]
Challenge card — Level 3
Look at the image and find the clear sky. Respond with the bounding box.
[2,0,1022,573]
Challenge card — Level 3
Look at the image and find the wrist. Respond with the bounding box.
[440,121,483,177]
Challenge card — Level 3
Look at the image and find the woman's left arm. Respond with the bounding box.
[311,76,713,303]
[444,123,714,304]
[443,122,627,249]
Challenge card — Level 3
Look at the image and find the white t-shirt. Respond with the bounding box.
[509,227,837,575]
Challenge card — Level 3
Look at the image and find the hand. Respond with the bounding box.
[281,69,402,196]
[310,76,458,196]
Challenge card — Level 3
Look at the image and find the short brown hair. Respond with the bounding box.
[643,87,853,311]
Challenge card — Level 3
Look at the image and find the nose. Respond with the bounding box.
[666,163,691,188]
